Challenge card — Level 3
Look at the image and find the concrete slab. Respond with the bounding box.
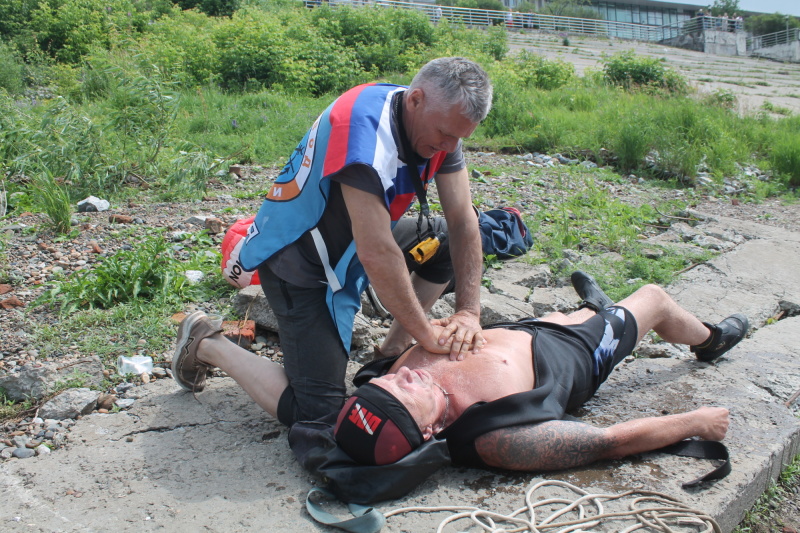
[1,212,799,532]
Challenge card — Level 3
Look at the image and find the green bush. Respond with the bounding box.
[215,7,362,95]
[744,13,800,36]
[141,9,222,87]
[0,42,24,94]
[602,51,687,94]
[177,0,241,17]
[36,234,190,313]
[511,50,575,90]
[31,170,73,234]
[311,6,434,75]
[771,130,800,186]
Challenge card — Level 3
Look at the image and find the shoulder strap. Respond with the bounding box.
[306,488,385,533]
[656,439,731,488]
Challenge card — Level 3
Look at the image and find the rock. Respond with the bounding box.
[0,364,57,401]
[12,448,35,459]
[152,367,167,379]
[479,287,536,324]
[234,286,278,331]
[35,444,51,456]
[76,196,110,213]
[115,398,135,409]
[109,214,133,224]
[0,296,24,309]
[204,217,225,234]
[184,270,205,284]
[96,393,117,410]
[184,216,208,226]
[39,388,99,420]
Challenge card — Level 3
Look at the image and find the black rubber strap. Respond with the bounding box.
[656,440,731,488]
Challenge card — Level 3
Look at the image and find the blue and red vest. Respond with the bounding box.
[240,83,447,352]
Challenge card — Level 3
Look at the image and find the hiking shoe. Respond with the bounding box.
[691,314,749,362]
[571,271,614,313]
[173,311,223,392]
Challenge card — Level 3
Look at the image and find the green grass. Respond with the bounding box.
[735,453,800,532]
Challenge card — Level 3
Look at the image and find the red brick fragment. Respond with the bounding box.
[204,217,225,234]
[89,240,103,254]
[109,214,133,224]
[0,296,24,309]
[222,320,256,349]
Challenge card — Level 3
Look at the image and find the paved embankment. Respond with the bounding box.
[1,211,799,532]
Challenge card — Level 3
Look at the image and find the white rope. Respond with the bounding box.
[384,480,721,533]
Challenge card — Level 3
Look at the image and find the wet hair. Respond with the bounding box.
[408,57,493,123]
[333,383,423,465]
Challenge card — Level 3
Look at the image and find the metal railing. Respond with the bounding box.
[748,27,800,51]
[306,1,781,52]
[306,0,677,41]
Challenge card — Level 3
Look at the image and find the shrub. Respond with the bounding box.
[602,51,687,94]
[0,42,24,94]
[31,170,73,235]
[177,0,241,17]
[36,234,189,313]
[310,6,434,74]
[511,50,575,90]
[215,7,362,95]
[771,131,800,187]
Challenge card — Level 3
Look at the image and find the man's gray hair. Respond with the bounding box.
[409,57,493,123]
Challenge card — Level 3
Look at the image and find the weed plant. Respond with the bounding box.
[31,171,73,234]
[35,232,228,313]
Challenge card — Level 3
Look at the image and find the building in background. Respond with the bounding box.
[504,0,704,27]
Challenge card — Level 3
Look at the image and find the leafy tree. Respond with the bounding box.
[177,0,241,17]
[536,0,600,19]
[708,0,740,17]
[745,13,800,36]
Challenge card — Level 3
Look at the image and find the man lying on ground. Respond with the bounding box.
[332,272,748,470]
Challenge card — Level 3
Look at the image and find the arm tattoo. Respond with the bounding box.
[474,420,616,471]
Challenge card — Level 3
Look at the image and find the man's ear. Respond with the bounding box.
[421,424,435,441]
[405,87,424,112]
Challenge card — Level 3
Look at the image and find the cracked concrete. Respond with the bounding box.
[1,211,799,532]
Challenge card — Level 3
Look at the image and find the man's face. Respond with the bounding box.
[404,88,479,159]
[370,366,439,430]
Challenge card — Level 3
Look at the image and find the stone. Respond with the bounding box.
[115,398,135,409]
[109,214,133,224]
[35,444,51,456]
[0,296,24,309]
[12,448,35,459]
[234,286,278,331]
[184,215,208,226]
[76,196,110,213]
[0,364,57,401]
[479,287,536,324]
[96,393,117,410]
[184,270,205,284]
[39,388,99,420]
[204,217,225,234]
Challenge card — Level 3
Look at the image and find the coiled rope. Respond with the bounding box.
[385,480,721,533]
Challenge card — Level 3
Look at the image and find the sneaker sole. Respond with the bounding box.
[172,311,208,391]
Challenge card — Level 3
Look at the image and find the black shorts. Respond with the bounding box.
[488,306,639,399]
[392,216,454,285]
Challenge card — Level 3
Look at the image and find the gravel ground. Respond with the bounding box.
[1,152,799,528]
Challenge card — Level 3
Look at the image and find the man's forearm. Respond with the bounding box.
[474,408,728,472]
[449,217,482,316]
[602,407,728,459]
[361,244,438,349]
